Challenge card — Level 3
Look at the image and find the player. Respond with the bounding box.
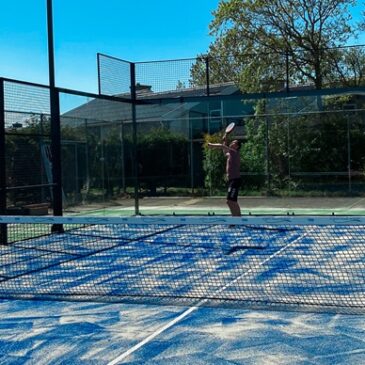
[208,134,242,216]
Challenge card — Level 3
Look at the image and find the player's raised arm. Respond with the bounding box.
[207,142,234,153]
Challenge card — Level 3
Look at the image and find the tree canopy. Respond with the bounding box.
[191,0,365,91]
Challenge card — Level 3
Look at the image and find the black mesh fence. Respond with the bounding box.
[135,58,202,97]
[97,53,132,97]
[98,45,365,100]
[2,55,365,217]
[136,95,365,198]
[59,91,133,209]
[237,107,365,196]
[3,81,52,214]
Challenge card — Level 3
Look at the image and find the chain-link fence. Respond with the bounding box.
[2,80,52,214]
[98,45,365,97]
[2,64,365,216]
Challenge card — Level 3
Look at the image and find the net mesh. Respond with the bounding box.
[0,215,364,313]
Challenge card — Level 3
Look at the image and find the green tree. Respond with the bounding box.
[202,133,226,192]
[327,46,365,87]
[191,0,363,91]
[137,127,189,194]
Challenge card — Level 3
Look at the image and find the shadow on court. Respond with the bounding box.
[0,299,364,364]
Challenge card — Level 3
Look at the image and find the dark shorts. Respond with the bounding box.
[227,178,241,202]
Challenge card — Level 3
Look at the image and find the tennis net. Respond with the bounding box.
[0,215,364,313]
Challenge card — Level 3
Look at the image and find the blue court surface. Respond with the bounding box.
[0,217,364,364]
[0,299,364,364]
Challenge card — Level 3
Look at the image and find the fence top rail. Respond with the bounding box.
[97,52,132,65]
[135,56,202,64]
[104,43,365,65]
[57,87,133,104]
[0,77,50,90]
[136,86,365,105]
[2,79,365,107]
[0,77,133,104]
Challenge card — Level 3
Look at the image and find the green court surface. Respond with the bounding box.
[68,196,365,217]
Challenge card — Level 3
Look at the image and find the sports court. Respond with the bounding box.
[1,298,364,364]
[1,1,365,364]
[0,214,364,364]
[2,76,365,364]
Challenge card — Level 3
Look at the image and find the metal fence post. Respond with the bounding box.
[347,112,352,193]
[47,0,63,221]
[97,53,102,95]
[0,79,7,243]
[0,79,6,213]
[285,50,290,93]
[130,62,140,215]
[50,88,63,217]
[205,56,210,96]
[265,115,271,192]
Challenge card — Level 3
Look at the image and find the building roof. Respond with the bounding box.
[62,82,240,125]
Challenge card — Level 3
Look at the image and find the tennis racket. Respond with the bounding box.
[223,122,235,141]
[225,122,235,134]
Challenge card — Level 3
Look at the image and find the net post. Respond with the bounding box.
[51,223,64,234]
[0,222,6,245]
[0,78,7,244]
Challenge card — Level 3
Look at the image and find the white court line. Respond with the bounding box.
[107,229,311,365]
[107,305,198,365]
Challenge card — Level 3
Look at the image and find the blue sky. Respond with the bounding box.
[0,0,363,94]
[0,0,219,93]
